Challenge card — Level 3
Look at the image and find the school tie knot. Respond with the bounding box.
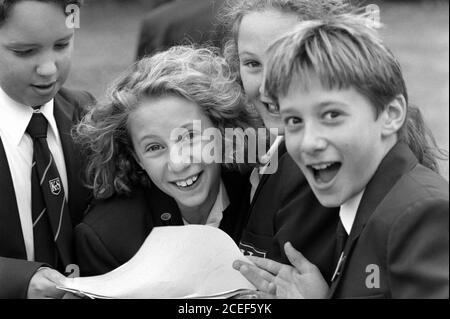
[26,113,48,139]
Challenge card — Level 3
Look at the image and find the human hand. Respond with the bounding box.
[233,242,329,299]
[27,267,67,299]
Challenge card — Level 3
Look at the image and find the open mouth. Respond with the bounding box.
[307,162,342,185]
[171,172,202,189]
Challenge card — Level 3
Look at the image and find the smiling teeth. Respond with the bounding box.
[175,174,199,188]
[311,163,333,170]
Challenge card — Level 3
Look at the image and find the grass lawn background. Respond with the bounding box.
[65,1,449,180]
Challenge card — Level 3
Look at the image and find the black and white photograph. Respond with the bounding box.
[0,0,448,309]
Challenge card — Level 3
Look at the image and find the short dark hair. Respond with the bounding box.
[264,14,447,173]
[0,0,82,27]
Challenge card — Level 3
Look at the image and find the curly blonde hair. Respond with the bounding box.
[74,45,258,199]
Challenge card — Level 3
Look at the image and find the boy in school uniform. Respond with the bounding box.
[233,14,449,298]
[0,0,93,298]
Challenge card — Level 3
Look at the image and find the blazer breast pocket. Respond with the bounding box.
[239,230,274,258]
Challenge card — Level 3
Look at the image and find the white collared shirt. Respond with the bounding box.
[0,87,68,261]
[339,190,365,235]
[249,135,284,203]
[183,180,230,228]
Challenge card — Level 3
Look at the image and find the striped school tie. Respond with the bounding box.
[26,112,73,270]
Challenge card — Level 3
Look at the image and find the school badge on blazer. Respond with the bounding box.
[239,242,267,258]
[49,177,62,196]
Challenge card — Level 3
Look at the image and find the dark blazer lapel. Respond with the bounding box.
[249,142,287,209]
[145,185,183,228]
[328,142,418,297]
[220,170,251,242]
[0,138,27,259]
[53,93,82,222]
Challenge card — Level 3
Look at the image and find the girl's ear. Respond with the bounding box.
[381,94,407,137]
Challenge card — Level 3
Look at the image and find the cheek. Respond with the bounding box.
[0,60,29,84]
[57,55,72,76]
[285,132,302,162]
[203,163,221,185]
[340,133,373,173]
[141,158,165,184]
[265,116,284,132]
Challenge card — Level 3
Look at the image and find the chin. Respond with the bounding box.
[177,193,207,209]
[317,197,339,208]
[312,191,342,208]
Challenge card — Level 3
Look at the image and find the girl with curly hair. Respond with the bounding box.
[73,46,258,276]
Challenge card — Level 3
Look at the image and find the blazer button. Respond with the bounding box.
[160,212,172,225]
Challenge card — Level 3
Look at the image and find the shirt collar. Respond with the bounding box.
[205,180,230,227]
[258,135,284,175]
[249,167,260,189]
[182,180,230,228]
[339,189,365,235]
[0,86,56,145]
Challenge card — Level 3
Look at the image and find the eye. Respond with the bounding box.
[265,102,280,115]
[285,116,303,126]
[241,59,262,70]
[54,42,70,50]
[181,130,200,143]
[12,48,35,57]
[145,144,164,153]
[323,111,342,121]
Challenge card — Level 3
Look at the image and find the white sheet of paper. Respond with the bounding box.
[60,225,256,299]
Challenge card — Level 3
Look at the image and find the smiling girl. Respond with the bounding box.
[73,46,257,276]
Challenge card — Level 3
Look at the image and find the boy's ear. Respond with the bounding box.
[381,95,407,137]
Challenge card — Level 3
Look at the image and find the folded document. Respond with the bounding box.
[59,225,256,299]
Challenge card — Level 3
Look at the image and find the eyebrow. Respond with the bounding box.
[137,122,197,143]
[55,34,74,42]
[138,134,160,146]
[181,122,196,130]
[281,100,349,113]
[316,101,349,109]
[6,33,74,47]
[237,50,259,58]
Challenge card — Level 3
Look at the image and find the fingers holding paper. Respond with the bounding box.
[27,267,67,299]
[233,242,330,299]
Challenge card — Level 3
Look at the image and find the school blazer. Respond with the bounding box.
[136,0,226,59]
[0,88,94,299]
[239,143,340,282]
[329,142,449,299]
[75,170,251,276]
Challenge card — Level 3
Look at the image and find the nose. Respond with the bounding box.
[258,82,265,97]
[167,143,192,173]
[36,56,57,78]
[300,123,327,155]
